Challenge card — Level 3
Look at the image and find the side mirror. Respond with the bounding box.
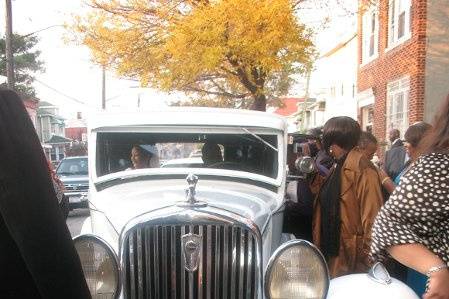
[295,156,315,174]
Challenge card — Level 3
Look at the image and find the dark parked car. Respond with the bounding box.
[56,156,89,210]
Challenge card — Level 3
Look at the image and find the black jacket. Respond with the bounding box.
[384,141,407,180]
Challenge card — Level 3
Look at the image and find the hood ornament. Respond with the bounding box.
[186,173,199,204]
[177,173,207,207]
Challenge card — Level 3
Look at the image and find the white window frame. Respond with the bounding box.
[361,5,379,65]
[386,0,412,51]
[357,88,375,132]
[386,76,410,138]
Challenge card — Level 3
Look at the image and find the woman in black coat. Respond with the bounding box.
[0,89,91,298]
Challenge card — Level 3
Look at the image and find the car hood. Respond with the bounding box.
[91,179,281,235]
[58,174,88,183]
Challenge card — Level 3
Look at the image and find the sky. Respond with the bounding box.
[1,0,183,119]
[1,0,357,119]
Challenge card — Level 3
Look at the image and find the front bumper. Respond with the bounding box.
[65,191,88,208]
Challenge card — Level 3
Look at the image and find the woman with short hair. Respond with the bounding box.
[313,116,383,277]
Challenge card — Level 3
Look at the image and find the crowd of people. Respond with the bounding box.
[306,95,449,298]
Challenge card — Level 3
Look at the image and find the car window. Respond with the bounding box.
[96,132,279,179]
[56,158,88,176]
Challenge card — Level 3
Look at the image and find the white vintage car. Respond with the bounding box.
[74,108,418,299]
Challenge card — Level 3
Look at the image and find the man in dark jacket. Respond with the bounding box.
[384,129,407,180]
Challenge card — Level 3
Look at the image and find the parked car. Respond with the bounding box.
[56,156,89,210]
[73,108,418,299]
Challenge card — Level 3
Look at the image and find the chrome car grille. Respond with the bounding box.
[123,224,258,299]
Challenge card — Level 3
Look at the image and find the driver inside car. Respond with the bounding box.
[201,142,223,166]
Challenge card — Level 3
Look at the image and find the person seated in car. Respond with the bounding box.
[130,144,160,169]
[201,142,223,166]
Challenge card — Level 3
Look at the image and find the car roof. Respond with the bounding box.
[89,107,287,131]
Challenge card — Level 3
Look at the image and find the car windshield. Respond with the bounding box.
[96,132,279,179]
[56,157,88,176]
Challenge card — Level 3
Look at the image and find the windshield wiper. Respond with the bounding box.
[242,128,278,152]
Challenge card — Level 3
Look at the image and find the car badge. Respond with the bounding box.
[181,233,202,272]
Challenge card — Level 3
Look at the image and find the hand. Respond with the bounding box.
[424,269,449,299]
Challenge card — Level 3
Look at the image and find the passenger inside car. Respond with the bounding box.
[130,144,159,169]
[201,142,223,166]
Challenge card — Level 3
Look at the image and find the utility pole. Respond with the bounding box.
[101,65,106,109]
[5,0,15,89]
[298,66,312,132]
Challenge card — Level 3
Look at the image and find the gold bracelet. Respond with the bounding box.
[381,177,389,185]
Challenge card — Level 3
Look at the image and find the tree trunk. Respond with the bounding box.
[251,94,266,111]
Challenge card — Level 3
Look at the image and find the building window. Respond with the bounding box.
[362,5,379,63]
[386,76,410,138]
[388,0,412,48]
[362,105,374,133]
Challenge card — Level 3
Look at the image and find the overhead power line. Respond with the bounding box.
[33,78,89,106]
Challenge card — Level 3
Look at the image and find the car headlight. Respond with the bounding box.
[74,235,119,299]
[265,240,329,299]
[295,156,315,174]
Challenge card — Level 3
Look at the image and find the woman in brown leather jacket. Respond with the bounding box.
[0,89,91,298]
[313,116,383,278]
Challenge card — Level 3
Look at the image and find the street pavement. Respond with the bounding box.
[67,209,90,237]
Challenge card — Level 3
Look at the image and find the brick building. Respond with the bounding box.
[65,112,87,143]
[357,0,449,146]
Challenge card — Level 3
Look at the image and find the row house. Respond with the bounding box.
[308,32,359,130]
[272,97,305,133]
[357,0,449,144]
[36,101,72,163]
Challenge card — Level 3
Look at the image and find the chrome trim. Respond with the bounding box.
[264,239,330,299]
[171,226,177,299]
[181,226,186,299]
[206,225,212,298]
[198,226,204,299]
[136,228,143,299]
[246,234,253,298]
[128,233,135,299]
[144,227,152,299]
[231,226,237,297]
[73,234,120,299]
[153,226,160,298]
[162,226,168,298]
[239,229,246,299]
[222,225,229,299]
[119,205,263,299]
[214,225,220,297]
[368,262,392,285]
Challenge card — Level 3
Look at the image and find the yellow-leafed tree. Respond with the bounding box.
[71,0,315,111]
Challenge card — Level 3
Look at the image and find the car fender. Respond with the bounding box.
[326,273,419,299]
[80,216,92,235]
